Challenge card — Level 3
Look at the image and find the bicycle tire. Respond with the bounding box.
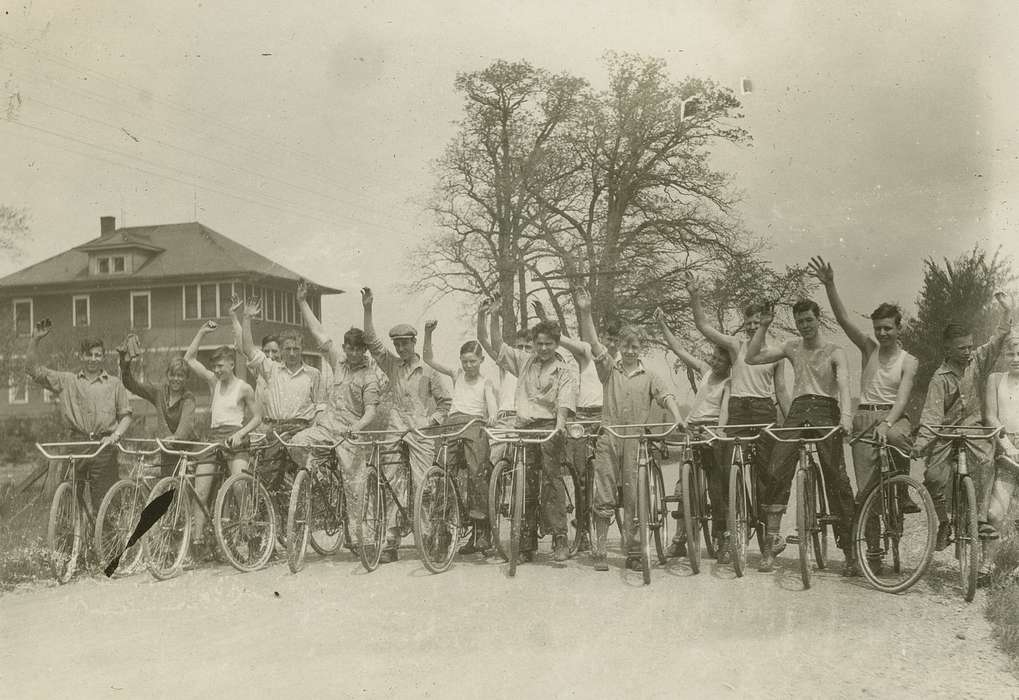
[286,469,312,573]
[728,462,748,577]
[508,457,525,577]
[415,466,460,574]
[95,478,148,577]
[488,459,512,561]
[309,469,346,556]
[585,458,597,548]
[47,481,81,584]
[358,468,386,572]
[796,468,812,589]
[959,475,979,603]
[636,463,652,584]
[681,461,701,574]
[853,473,936,594]
[144,476,191,581]
[651,460,668,564]
[697,465,715,557]
[214,472,276,573]
[812,464,829,570]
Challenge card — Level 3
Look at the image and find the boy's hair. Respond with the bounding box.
[343,327,367,349]
[616,325,643,346]
[278,329,303,346]
[166,356,190,376]
[743,301,768,318]
[870,302,902,326]
[516,328,533,344]
[792,299,821,318]
[460,340,484,357]
[532,320,561,343]
[942,323,972,342]
[261,334,280,349]
[79,338,104,355]
[211,345,236,364]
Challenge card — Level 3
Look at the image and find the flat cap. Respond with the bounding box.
[388,323,417,339]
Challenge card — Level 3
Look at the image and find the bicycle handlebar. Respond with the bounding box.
[602,422,683,441]
[35,441,108,460]
[851,436,911,460]
[484,427,561,444]
[344,429,408,446]
[410,418,484,441]
[565,420,602,440]
[919,424,1002,441]
[155,439,222,457]
[764,425,842,444]
[116,438,163,456]
[699,423,774,443]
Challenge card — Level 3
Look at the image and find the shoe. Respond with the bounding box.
[667,539,687,558]
[553,535,569,562]
[592,554,609,572]
[771,535,786,557]
[758,534,782,573]
[716,533,732,565]
[572,530,592,554]
[841,551,862,577]
[625,555,643,571]
[935,522,952,552]
[458,540,480,556]
[476,532,492,556]
[866,557,884,576]
[516,549,535,564]
[379,548,398,564]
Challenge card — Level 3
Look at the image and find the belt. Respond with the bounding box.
[72,429,113,441]
[794,394,836,402]
[857,403,893,411]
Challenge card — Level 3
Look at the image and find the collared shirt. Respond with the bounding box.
[249,349,324,422]
[915,325,1010,453]
[498,345,577,423]
[29,367,132,435]
[318,340,381,432]
[593,353,673,425]
[119,355,197,440]
[367,334,451,430]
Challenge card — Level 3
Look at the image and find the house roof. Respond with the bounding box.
[0,221,342,294]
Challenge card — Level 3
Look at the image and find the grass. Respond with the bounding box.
[986,515,1019,667]
[0,486,55,592]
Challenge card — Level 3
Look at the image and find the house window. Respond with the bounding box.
[98,257,110,274]
[267,288,277,322]
[113,256,125,273]
[72,295,91,327]
[8,375,29,404]
[13,298,33,337]
[130,291,151,330]
[283,291,294,324]
[183,285,199,320]
[219,283,236,317]
[199,284,217,318]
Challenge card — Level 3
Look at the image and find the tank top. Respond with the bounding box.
[859,346,910,404]
[577,358,603,409]
[992,372,1019,433]
[687,372,729,423]
[211,377,246,428]
[788,339,840,399]
[731,340,778,398]
[451,369,491,417]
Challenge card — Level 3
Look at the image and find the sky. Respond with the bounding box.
[1,1,1018,395]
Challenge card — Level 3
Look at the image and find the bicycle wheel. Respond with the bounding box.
[796,468,812,589]
[853,474,936,594]
[95,479,148,577]
[812,461,829,570]
[286,469,312,573]
[728,462,749,577]
[697,465,715,557]
[415,466,461,574]
[144,477,191,581]
[508,456,525,577]
[214,472,276,573]
[636,464,652,585]
[585,459,598,547]
[651,460,668,564]
[681,461,701,574]
[358,467,386,572]
[489,459,513,562]
[958,475,979,603]
[309,470,346,556]
[47,481,81,584]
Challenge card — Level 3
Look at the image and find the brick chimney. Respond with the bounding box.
[100,216,116,237]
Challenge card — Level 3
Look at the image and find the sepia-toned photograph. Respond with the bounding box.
[2,2,1019,697]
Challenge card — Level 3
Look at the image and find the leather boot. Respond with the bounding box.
[592,517,610,571]
[758,505,785,572]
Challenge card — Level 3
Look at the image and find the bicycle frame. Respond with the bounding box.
[702,423,772,513]
[36,442,109,571]
[154,439,224,528]
[412,419,483,515]
[346,429,412,526]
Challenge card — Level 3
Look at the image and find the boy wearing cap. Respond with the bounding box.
[362,287,452,563]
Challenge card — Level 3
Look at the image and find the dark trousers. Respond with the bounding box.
[69,431,118,513]
[443,413,491,521]
[524,418,567,550]
[725,396,777,525]
[764,395,856,547]
[565,407,600,531]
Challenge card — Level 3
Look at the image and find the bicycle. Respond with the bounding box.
[344,429,412,572]
[36,441,108,583]
[701,424,773,578]
[486,427,560,576]
[213,432,279,573]
[145,439,227,580]
[94,438,163,577]
[849,431,936,594]
[918,424,1002,602]
[663,428,717,575]
[278,434,349,574]
[600,422,677,585]
[764,424,841,589]
[565,420,623,550]
[412,419,484,573]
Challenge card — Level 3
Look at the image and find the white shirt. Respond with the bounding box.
[451,368,494,418]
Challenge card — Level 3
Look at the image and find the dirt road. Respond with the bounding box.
[1,538,1017,699]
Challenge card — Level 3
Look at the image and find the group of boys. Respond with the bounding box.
[22,264,1017,578]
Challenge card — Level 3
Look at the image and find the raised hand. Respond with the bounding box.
[297,279,309,304]
[32,318,52,339]
[682,271,698,293]
[530,299,547,321]
[424,319,438,333]
[994,291,1013,317]
[361,286,374,309]
[243,297,261,318]
[200,320,219,334]
[807,256,835,287]
[575,287,592,312]
[229,293,244,315]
